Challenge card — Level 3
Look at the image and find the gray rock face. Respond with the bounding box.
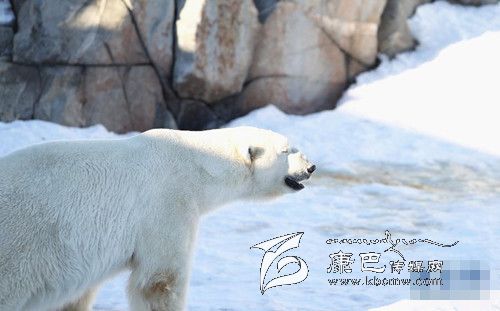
[84,67,155,133]
[34,65,170,133]
[35,67,86,127]
[302,0,387,65]
[5,0,496,131]
[223,0,389,114]
[378,0,431,57]
[0,62,40,122]
[127,0,176,83]
[0,26,12,60]
[173,0,260,103]
[3,0,178,132]
[241,2,346,115]
[12,0,147,64]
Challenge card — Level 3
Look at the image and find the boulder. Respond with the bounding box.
[0,26,12,60]
[12,0,147,65]
[126,0,176,83]
[35,67,86,127]
[84,67,143,132]
[241,2,346,115]
[33,65,173,133]
[301,0,387,65]
[378,0,431,57]
[84,66,171,133]
[0,62,40,122]
[173,0,260,103]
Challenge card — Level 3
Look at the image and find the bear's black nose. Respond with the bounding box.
[307,165,316,174]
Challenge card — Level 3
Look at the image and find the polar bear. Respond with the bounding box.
[0,126,315,311]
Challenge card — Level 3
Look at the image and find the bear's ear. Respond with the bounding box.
[248,146,265,161]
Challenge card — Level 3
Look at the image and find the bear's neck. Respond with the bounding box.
[145,131,254,214]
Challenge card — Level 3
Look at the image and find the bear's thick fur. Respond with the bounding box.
[0,127,315,311]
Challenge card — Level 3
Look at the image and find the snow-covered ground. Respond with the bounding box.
[1,1,500,310]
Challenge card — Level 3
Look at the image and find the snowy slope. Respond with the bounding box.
[339,2,500,157]
[1,1,500,310]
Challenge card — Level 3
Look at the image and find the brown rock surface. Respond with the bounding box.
[173,0,259,103]
[34,65,173,133]
[378,0,431,57]
[242,2,346,115]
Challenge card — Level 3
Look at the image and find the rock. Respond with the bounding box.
[301,0,387,65]
[35,67,86,127]
[0,26,12,60]
[83,67,140,132]
[347,57,369,81]
[173,0,260,103]
[176,99,222,130]
[83,66,167,133]
[378,0,430,57]
[12,0,148,65]
[0,62,40,122]
[126,0,176,83]
[242,2,346,115]
[33,65,173,133]
[4,0,439,131]
[124,66,175,130]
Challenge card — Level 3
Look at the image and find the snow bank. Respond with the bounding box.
[0,120,133,157]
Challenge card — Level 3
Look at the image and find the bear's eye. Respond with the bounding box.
[281,147,290,154]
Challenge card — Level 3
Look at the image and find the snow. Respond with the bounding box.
[1,1,500,310]
[0,120,134,156]
[339,1,500,157]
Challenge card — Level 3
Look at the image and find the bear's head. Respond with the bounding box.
[234,127,315,198]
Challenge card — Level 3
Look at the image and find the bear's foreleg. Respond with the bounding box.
[128,268,190,311]
[127,217,197,311]
[61,286,99,311]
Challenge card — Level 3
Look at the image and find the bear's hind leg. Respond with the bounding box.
[61,286,99,311]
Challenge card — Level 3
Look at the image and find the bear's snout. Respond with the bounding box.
[307,165,316,174]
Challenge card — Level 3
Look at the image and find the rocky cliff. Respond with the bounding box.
[0,0,497,132]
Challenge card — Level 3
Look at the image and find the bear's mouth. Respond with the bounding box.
[284,176,305,191]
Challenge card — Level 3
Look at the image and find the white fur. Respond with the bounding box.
[0,127,314,311]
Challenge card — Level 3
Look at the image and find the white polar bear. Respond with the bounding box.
[0,126,315,311]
